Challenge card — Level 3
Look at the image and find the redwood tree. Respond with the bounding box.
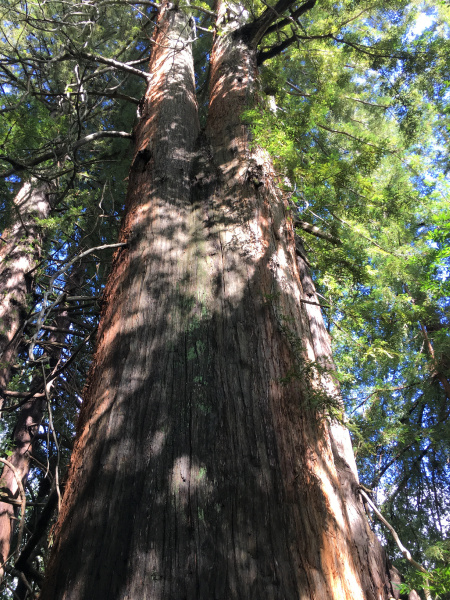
[40,2,394,598]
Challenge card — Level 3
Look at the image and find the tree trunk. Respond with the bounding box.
[40,5,392,599]
[0,180,51,578]
[0,181,51,402]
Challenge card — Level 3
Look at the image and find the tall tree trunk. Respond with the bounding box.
[0,181,51,403]
[41,5,392,599]
[0,180,51,578]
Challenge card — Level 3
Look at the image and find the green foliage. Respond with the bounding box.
[400,556,450,600]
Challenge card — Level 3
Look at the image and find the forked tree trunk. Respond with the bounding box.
[41,5,392,599]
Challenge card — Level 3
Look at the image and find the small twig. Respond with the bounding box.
[42,329,97,395]
[2,327,95,414]
[349,381,423,415]
[189,3,217,17]
[318,123,380,149]
[0,131,132,178]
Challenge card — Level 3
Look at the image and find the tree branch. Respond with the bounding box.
[2,391,46,399]
[263,1,316,38]
[0,131,132,178]
[258,33,296,64]
[317,123,379,149]
[359,488,430,584]
[97,0,161,8]
[240,0,316,49]
[70,50,151,81]
[285,80,312,97]
[14,489,58,583]
[344,96,389,109]
[293,218,342,245]
[72,130,132,150]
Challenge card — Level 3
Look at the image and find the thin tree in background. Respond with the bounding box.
[0,182,51,406]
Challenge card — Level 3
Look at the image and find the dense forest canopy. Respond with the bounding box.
[0,0,449,597]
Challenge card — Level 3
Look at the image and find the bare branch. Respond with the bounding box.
[344,96,389,109]
[29,242,126,358]
[241,0,316,49]
[73,130,132,150]
[293,218,342,245]
[300,298,330,308]
[42,366,62,512]
[14,489,59,583]
[0,131,132,178]
[359,489,430,582]
[317,123,379,149]
[70,50,151,81]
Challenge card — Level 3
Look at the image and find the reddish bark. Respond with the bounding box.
[40,5,392,599]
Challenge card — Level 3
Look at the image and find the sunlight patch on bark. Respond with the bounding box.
[149,429,168,457]
[170,456,213,509]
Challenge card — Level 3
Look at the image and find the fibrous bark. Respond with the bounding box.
[40,4,392,599]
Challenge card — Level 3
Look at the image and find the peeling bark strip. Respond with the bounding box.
[41,3,391,599]
[0,181,51,403]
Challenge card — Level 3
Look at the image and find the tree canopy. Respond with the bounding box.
[0,0,449,597]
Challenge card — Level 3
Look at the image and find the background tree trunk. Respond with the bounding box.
[0,180,51,578]
[40,6,392,599]
[0,181,51,403]
[0,263,81,582]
